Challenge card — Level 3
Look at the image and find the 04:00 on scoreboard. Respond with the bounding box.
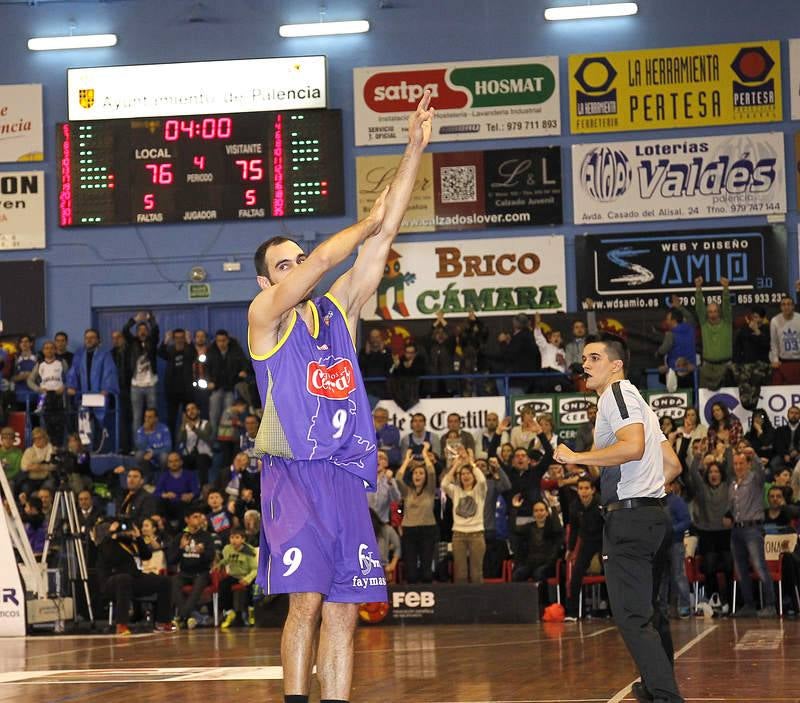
[57,109,344,227]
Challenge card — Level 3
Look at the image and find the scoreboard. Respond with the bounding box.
[57,109,344,226]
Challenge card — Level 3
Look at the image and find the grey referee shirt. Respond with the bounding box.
[593,380,667,505]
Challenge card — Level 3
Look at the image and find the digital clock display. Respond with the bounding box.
[57,109,344,226]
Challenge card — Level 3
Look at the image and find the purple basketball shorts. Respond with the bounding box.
[256,455,388,603]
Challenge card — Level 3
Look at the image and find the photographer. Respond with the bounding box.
[97,517,173,635]
[177,402,213,486]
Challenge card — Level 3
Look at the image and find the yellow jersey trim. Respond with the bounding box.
[324,292,356,351]
[249,310,297,361]
[308,300,320,339]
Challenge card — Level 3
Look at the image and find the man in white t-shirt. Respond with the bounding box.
[555,333,684,703]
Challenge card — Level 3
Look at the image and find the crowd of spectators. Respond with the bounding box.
[2,283,800,634]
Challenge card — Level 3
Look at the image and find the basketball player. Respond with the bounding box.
[248,92,434,703]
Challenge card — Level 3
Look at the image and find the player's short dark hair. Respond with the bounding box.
[586,332,630,373]
[411,413,426,422]
[230,526,246,538]
[668,308,684,323]
[84,327,100,338]
[55,331,68,340]
[577,476,595,489]
[253,236,302,278]
[214,329,229,338]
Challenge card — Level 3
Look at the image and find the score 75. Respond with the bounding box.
[236,158,264,207]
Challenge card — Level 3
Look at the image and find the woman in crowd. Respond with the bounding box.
[510,406,540,450]
[684,446,732,608]
[509,497,563,583]
[707,401,743,448]
[671,407,708,467]
[441,446,487,584]
[140,517,166,574]
[396,445,438,584]
[243,509,260,548]
[498,442,515,469]
[367,449,401,525]
[745,409,775,464]
[370,508,401,583]
[529,413,558,454]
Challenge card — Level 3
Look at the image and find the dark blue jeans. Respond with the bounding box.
[731,526,775,607]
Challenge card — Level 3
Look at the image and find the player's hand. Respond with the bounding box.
[511,494,523,508]
[772,360,781,369]
[408,89,435,150]
[385,468,394,480]
[113,465,125,475]
[553,444,578,464]
[181,492,194,503]
[423,440,431,453]
[499,416,511,432]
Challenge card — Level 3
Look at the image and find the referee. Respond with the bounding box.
[554,333,684,703]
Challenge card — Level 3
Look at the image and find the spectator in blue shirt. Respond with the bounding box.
[135,408,172,475]
[661,479,693,618]
[66,329,120,421]
[373,406,401,467]
[155,452,200,524]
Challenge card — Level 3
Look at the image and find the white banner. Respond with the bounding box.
[765,533,798,561]
[68,56,327,120]
[0,171,45,250]
[0,84,43,162]
[354,56,560,146]
[0,505,26,635]
[361,235,566,321]
[791,39,800,120]
[376,396,506,436]
[697,384,800,431]
[572,132,786,224]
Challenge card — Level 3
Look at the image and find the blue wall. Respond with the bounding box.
[0,0,798,341]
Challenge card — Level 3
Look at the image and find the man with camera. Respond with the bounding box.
[97,517,174,635]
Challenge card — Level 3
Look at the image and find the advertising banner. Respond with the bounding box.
[356,146,562,234]
[354,56,560,145]
[361,236,566,321]
[572,132,786,224]
[698,385,800,431]
[0,504,26,635]
[790,39,800,120]
[575,226,789,311]
[0,171,45,249]
[375,396,506,436]
[0,84,43,162]
[67,56,327,120]
[569,41,782,134]
[642,390,693,420]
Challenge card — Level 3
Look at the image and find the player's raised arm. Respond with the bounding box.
[330,90,435,321]
[249,187,388,338]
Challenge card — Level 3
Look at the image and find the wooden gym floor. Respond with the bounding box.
[0,619,795,702]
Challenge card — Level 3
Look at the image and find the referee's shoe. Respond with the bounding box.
[632,682,653,702]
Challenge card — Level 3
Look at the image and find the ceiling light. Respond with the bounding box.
[279,20,369,38]
[544,2,638,21]
[27,34,118,51]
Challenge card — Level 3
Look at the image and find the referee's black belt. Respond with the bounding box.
[733,519,764,528]
[603,497,666,513]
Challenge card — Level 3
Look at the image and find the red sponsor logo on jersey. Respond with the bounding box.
[307,359,357,399]
[363,69,468,112]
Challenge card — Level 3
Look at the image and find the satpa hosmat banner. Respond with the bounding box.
[569,40,781,134]
[572,132,786,224]
[354,56,560,145]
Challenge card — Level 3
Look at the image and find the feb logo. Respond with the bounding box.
[307,358,356,400]
[580,146,632,202]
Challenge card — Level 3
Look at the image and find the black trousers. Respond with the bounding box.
[566,540,602,617]
[102,572,171,625]
[171,572,210,621]
[219,574,251,612]
[401,525,438,583]
[604,506,683,703]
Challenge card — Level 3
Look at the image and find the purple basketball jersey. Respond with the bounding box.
[250,293,377,488]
